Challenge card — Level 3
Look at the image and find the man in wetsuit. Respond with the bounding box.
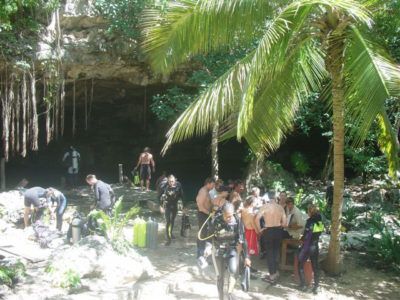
[86,174,115,215]
[47,188,68,231]
[24,187,51,228]
[204,203,251,300]
[135,147,156,192]
[160,175,183,245]
[298,204,324,294]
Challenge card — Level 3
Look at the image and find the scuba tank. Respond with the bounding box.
[71,214,84,244]
[137,218,147,248]
[132,216,141,246]
[180,214,191,238]
[146,218,158,249]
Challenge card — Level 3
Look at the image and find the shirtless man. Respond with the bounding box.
[135,147,156,192]
[278,191,288,209]
[242,196,260,257]
[256,191,287,283]
[229,180,245,212]
[211,185,229,211]
[196,177,215,258]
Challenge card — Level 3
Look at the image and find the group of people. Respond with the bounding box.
[194,177,323,298]
[24,145,324,298]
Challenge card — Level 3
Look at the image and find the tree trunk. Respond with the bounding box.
[15,88,20,153]
[324,23,346,275]
[60,78,65,136]
[85,79,88,130]
[30,66,39,151]
[72,79,76,137]
[21,72,27,157]
[211,122,219,180]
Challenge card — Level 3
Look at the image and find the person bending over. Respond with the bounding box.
[160,175,184,245]
[23,187,51,228]
[47,188,68,231]
[86,175,115,215]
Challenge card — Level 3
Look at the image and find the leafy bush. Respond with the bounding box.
[88,197,140,254]
[60,269,81,290]
[342,205,358,225]
[261,160,297,192]
[151,87,194,121]
[290,152,311,176]
[363,212,400,273]
[0,261,26,287]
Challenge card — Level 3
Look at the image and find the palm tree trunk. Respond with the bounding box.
[325,28,346,275]
[211,122,219,180]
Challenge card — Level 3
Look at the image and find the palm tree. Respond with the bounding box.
[141,0,400,274]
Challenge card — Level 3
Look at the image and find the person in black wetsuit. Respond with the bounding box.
[86,174,115,215]
[297,204,324,294]
[160,174,183,245]
[47,188,68,231]
[24,187,51,228]
[203,203,251,300]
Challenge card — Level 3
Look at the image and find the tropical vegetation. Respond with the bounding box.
[140,0,400,274]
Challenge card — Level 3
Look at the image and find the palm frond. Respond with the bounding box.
[161,52,253,154]
[343,26,400,176]
[237,1,314,138]
[242,42,328,154]
[140,0,273,74]
[344,26,400,144]
[376,111,400,177]
[236,0,371,138]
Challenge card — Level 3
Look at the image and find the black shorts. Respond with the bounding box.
[140,164,151,180]
[24,195,41,207]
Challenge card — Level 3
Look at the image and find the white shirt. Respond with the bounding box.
[63,150,81,174]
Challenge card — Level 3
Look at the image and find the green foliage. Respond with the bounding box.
[94,0,150,40]
[290,152,311,176]
[294,188,304,207]
[60,269,81,289]
[342,205,358,225]
[373,0,400,62]
[294,93,332,136]
[150,87,193,121]
[0,261,26,287]
[151,48,249,124]
[88,197,140,254]
[0,0,59,59]
[260,160,297,192]
[363,212,400,273]
[345,147,387,178]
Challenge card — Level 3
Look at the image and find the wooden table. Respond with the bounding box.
[280,238,302,271]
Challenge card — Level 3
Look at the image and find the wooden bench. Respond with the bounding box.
[280,238,302,271]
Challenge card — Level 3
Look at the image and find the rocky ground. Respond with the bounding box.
[0,185,399,299]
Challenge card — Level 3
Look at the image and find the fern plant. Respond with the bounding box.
[88,196,140,253]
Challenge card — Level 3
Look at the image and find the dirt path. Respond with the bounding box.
[1,187,399,299]
[132,210,400,300]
